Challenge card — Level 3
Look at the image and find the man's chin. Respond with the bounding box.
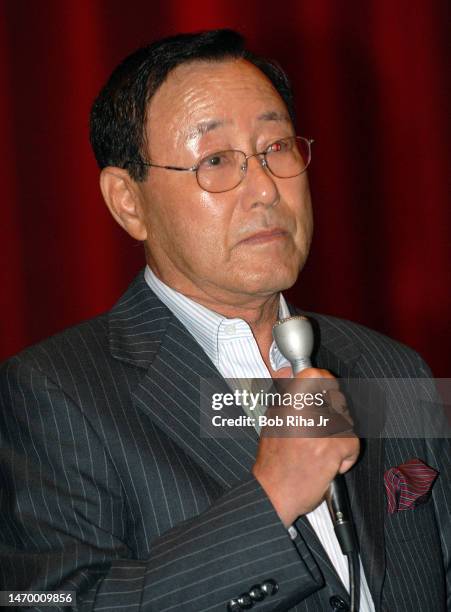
[231,268,299,297]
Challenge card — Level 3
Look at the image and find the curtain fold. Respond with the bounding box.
[1,0,449,375]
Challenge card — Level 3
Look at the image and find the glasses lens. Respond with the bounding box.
[197,150,246,193]
[265,137,311,178]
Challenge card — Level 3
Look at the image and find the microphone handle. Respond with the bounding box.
[289,360,358,554]
[325,475,358,554]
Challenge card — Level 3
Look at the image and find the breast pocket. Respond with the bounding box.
[384,497,437,543]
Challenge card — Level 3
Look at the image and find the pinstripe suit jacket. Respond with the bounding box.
[0,271,449,611]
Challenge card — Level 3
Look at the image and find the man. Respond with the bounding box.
[0,29,449,611]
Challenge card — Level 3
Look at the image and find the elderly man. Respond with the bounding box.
[0,30,449,612]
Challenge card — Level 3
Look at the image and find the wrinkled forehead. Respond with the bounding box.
[145,58,291,147]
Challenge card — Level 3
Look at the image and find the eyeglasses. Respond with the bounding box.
[129,136,314,193]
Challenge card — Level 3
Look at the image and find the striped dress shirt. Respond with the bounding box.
[144,266,375,610]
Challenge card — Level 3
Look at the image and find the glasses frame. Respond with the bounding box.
[128,136,314,193]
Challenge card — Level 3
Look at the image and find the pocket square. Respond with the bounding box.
[384,457,438,514]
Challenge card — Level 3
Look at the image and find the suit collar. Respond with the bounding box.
[108,271,294,370]
[108,271,172,368]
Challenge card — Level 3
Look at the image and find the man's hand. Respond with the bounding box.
[251,368,360,527]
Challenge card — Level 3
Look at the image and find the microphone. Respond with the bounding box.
[272,315,360,610]
[272,315,357,553]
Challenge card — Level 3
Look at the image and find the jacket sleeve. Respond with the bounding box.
[0,356,324,612]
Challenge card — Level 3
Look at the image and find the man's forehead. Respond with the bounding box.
[147,58,292,146]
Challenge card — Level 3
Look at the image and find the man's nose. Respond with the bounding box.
[242,154,280,208]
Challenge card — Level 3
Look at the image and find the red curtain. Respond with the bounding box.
[1,0,449,376]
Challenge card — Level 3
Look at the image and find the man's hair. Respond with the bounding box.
[89,29,295,181]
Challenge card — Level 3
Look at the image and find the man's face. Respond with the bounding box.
[136,58,313,306]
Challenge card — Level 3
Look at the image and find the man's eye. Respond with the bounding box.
[203,153,229,169]
[267,140,288,154]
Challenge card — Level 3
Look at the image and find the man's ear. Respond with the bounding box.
[99,167,147,241]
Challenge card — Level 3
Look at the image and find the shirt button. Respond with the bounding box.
[225,324,236,335]
[329,594,349,611]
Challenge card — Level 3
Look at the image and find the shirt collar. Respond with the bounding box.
[144,265,291,371]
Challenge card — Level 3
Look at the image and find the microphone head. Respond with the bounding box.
[272,315,314,364]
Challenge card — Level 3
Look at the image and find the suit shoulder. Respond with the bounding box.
[1,271,150,374]
[0,313,113,385]
[305,312,430,377]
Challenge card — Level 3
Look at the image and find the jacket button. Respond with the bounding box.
[237,593,253,609]
[227,599,241,612]
[329,595,349,611]
[249,585,265,602]
[261,579,279,597]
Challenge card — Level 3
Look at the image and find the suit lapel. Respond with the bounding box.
[345,438,385,610]
[132,317,260,488]
[109,272,259,489]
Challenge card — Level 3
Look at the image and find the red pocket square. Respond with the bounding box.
[384,458,438,514]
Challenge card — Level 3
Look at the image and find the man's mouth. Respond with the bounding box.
[237,228,288,245]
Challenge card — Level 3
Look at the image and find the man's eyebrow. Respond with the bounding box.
[257,110,291,123]
[186,112,290,141]
[186,119,231,141]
